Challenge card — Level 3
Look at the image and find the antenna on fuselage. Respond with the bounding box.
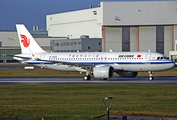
[109,49,113,52]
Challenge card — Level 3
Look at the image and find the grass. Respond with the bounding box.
[0,67,176,77]
[0,67,177,118]
[0,85,177,118]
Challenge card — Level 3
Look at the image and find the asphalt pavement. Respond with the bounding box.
[0,76,177,84]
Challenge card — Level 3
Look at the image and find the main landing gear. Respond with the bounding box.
[83,75,91,80]
[83,71,91,80]
[148,71,154,81]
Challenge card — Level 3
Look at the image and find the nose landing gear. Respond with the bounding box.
[148,71,154,81]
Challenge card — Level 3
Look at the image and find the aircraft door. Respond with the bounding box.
[40,54,45,64]
[40,54,45,60]
[145,53,151,64]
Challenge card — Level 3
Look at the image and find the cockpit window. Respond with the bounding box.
[157,57,169,60]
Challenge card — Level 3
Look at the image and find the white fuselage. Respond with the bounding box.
[14,24,175,80]
[14,51,175,72]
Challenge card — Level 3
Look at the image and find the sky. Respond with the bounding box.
[0,0,171,31]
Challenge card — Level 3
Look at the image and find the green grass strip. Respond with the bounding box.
[0,67,177,77]
[0,84,177,118]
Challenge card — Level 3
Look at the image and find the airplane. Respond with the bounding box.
[13,24,175,81]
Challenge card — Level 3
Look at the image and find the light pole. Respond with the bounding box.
[102,97,114,120]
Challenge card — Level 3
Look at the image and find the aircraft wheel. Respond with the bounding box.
[149,77,154,81]
[83,75,91,81]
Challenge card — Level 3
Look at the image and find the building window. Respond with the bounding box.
[171,55,177,63]
[78,42,81,45]
[55,43,59,46]
[156,26,164,54]
[122,27,130,52]
[0,49,21,63]
[74,42,77,45]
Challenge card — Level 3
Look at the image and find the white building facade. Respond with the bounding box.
[46,1,177,58]
[51,38,102,52]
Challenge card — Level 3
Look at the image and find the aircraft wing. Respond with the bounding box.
[38,59,95,68]
[13,55,95,67]
[37,59,123,71]
[31,58,95,68]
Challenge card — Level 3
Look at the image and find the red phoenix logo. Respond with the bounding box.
[20,34,30,48]
[137,55,141,58]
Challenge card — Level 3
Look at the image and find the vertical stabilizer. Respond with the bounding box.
[16,24,45,54]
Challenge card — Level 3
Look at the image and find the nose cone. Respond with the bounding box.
[173,61,176,67]
[168,60,176,69]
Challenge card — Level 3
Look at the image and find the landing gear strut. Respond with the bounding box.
[148,71,154,81]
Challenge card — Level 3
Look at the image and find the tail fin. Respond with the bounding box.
[16,24,45,54]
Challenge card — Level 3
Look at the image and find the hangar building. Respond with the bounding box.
[46,1,177,59]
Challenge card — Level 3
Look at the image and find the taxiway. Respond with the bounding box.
[0,77,177,84]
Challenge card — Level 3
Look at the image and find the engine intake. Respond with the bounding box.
[93,66,114,79]
[117,71,138,78]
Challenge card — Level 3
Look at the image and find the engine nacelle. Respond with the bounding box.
[117,71,138,78]
[93,66,114,79]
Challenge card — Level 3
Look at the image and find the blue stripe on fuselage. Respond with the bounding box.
[25,61,174,65]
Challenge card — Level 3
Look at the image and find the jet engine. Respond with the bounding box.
[93,66,114,79]
[117,71,138,78]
